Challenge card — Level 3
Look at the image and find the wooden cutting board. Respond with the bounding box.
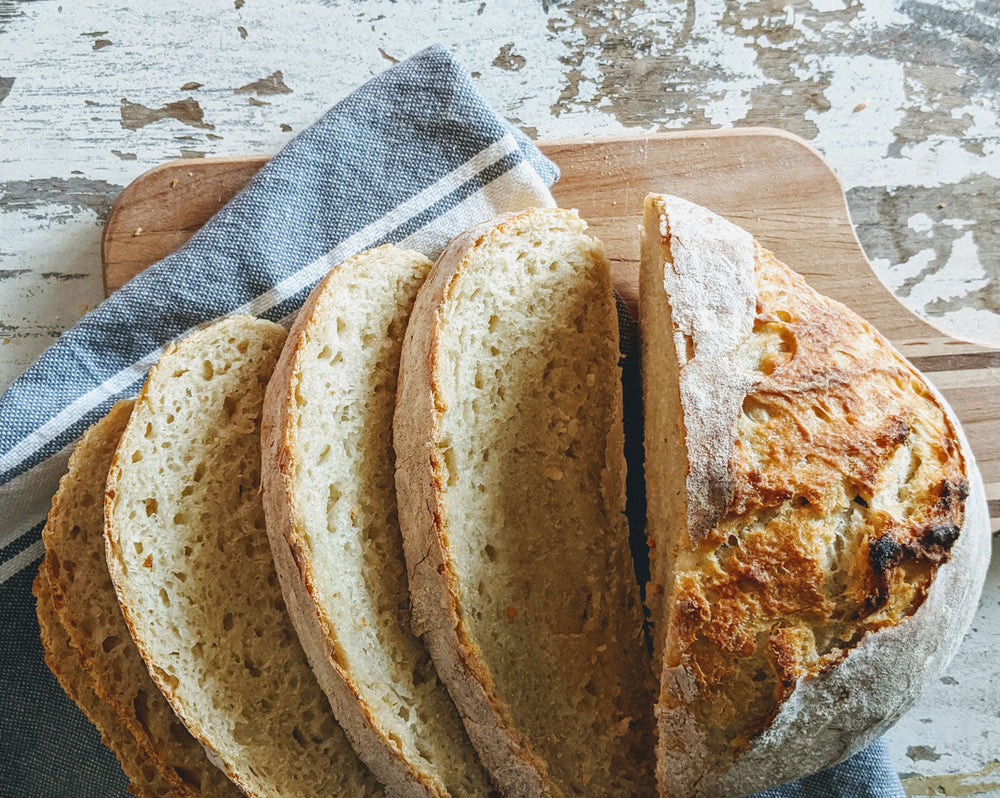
[102,129,1000,532]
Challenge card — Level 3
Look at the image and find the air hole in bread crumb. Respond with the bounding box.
[101,635,121,653]
[192,463,206,482]
[291,726,306,746]
[143,422,154,438]
[337,318,347,335]
[318,345,333,360]
[222,612,234,631]
[484,544,497,562]
[158,588,171,607]
[397,705,410,721]
[236,339,249,353]
[133,541,143,555]
[727,534,739,547]
[741,396,770,423]
[223,394,237,418]
[144,498,158,516]
[131,450,142,463]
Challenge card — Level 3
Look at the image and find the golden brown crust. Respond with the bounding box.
[668,248,968,734]
[645,195,988,797]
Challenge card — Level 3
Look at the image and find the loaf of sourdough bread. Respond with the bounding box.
[104,316,385,798]
[394,208,656,797]
[261,246,494,798]
[41,398,241,798]
[34,566,173,798]
[640,193,991,797]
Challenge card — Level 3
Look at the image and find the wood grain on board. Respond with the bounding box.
[102,129,1000,530]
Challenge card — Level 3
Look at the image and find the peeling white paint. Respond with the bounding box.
[907,213,935,236]
[874,247,936,293]
[807,55,907,189]
[906,231,988,308]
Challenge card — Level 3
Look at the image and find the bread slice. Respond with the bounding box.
[104,315,384,798]
[394,209,656,797]
[640,193,991,797]
[261,246,494,798]
[34,565,173,798]
[41,398,242,798]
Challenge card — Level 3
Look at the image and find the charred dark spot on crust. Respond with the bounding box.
[870,535,904,574]
[936,478,969,511]
[921,524,960,552]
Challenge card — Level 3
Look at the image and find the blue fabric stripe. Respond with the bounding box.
[0,521,45,565]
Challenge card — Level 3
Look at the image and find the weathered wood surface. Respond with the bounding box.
[3,1,998,795]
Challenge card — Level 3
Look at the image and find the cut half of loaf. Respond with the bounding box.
[34,566,173,798]
[41,398,242,798]
[105,315,384,798]
[394,208,656,798]
[640,193,991,797]
[261,245,494,798]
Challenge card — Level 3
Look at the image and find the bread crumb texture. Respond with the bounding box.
[105,316,384,798]
[431,209,655,795]
[657,246,967,766]
[276,246,492,795]
[42,399,241,797]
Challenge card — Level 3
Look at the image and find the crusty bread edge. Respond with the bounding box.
[261,248,444,798]
[394,210,583,798]
[40,399,203,798]
[33,564,171,798]
[103,315,284,798]
[644,195,992,796]
[698,403,990,797]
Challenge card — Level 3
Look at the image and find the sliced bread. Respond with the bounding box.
[394,209,656,797]
[41,398,241,798]
[261,246,494,798]
[640,193,991,796]
[104,315,384,798]
[34,565,173,798]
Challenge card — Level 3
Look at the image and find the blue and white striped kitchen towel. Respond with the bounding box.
[0,45,904,798]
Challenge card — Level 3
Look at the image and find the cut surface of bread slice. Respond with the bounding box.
[394,209,656,798]
[262,246,493,798]
[105,315,384,798]
[42,398,241,798]
[641,193,991,797]
[34,566,173,798]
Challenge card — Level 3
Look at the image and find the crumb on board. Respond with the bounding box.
[133,227,143,236]
[506,605,517,621]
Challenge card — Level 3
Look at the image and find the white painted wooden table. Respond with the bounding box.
[2,1,997,795]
